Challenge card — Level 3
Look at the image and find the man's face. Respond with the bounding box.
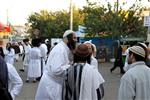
[127,53,133,64]
[6,43,11,48]
[67,33,77,50]
[85,43,92,53]
[24,41,29,45]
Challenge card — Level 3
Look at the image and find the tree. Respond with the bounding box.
[28,8,84,38]
[81,1,147,39]
[82,1,107,37]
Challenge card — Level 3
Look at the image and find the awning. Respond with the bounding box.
[0,22,11,32]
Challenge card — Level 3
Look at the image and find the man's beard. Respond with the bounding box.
[67,40,76,50]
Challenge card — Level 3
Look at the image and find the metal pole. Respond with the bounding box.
[116,0,119,13]
[70,0,73,30]
[7,9,9,25]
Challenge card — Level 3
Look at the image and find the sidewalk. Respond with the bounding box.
[99,63,122,100]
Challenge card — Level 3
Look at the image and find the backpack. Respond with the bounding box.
[0,80,12,100]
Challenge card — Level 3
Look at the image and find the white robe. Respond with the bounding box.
[91,55,98,70]
[62,63,105,100]
[79,63,105,100]
[19,45,23,54]
[39,43,48,72]
[28,47,41,78]
[7,63,23,100]
[23,44,31,66]
[35,41,70,100]
[4,48,15,65]
[123,48,130,72]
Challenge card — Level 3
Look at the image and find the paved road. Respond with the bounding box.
[14,59,122,100]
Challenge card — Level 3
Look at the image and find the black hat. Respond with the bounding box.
[23,38,29,42]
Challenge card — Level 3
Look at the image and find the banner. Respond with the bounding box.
[144,16,150,26]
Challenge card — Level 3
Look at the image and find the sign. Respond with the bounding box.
[78,25,86,32]
[144,16,150,26]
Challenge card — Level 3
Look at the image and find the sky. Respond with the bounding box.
[0,0,149,26]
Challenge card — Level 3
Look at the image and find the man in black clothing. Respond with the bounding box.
[110,45,125,74]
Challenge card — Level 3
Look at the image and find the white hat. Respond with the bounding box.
[83,40,97,51]
[129,46,145,58]
[83,40,92,44]
[45,39,49,43]
[138,43,147,49]
[63,30,75,38]
[92,43,97,52]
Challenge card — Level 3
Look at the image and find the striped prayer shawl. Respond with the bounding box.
[62,63,104,100]
[62,63,84,100]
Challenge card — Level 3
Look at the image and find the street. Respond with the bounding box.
[14,59,122,100]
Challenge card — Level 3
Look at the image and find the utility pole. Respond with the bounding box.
[6,9,9,26]
[70,0,73,30]
[116,0,119,13]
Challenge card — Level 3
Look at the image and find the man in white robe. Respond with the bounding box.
[0,56,23,100]
[62,44,104,100]
[123,47,130,72]
[118,46,150,100]
[84,40,98,69]
[35,30,77,100]
[21,39,31,72]
[26,39,42,82]
[39,38,48,73]
[124,43,148,72]
[4,43,15,65]
[7,63,23,100]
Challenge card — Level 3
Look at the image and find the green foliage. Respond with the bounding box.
[81,1,147,39]
[28,8,84,38]
[27,1,147,39]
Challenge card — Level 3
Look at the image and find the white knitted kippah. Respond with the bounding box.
[63,30,75,38]
[83,40,92,44]
[129,46,145,58]
[139,43,147,49]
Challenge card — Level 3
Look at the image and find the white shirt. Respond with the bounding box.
[19,45,23,54]
[7,63,23,100]
[4,48,15,65]
[91,55,98,70]
[23,44,31,66]
[23,44,31,54]
[39,43,47,59]
[123,47,130,72]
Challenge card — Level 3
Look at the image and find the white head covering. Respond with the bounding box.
[129,46,145,58]
[84,40,97,52]
[139,43,147,49]
[45,39,49,43]
[63,30,75,38]
[83,40,92,44]
[92,43,97,52]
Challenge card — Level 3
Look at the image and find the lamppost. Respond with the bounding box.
[116,0,119,13]
[70,0,73,30]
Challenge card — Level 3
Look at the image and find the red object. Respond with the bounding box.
[0,22,11,32]
[4,27,11,32]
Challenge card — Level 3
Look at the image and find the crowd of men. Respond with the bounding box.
[0,29,150,100]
